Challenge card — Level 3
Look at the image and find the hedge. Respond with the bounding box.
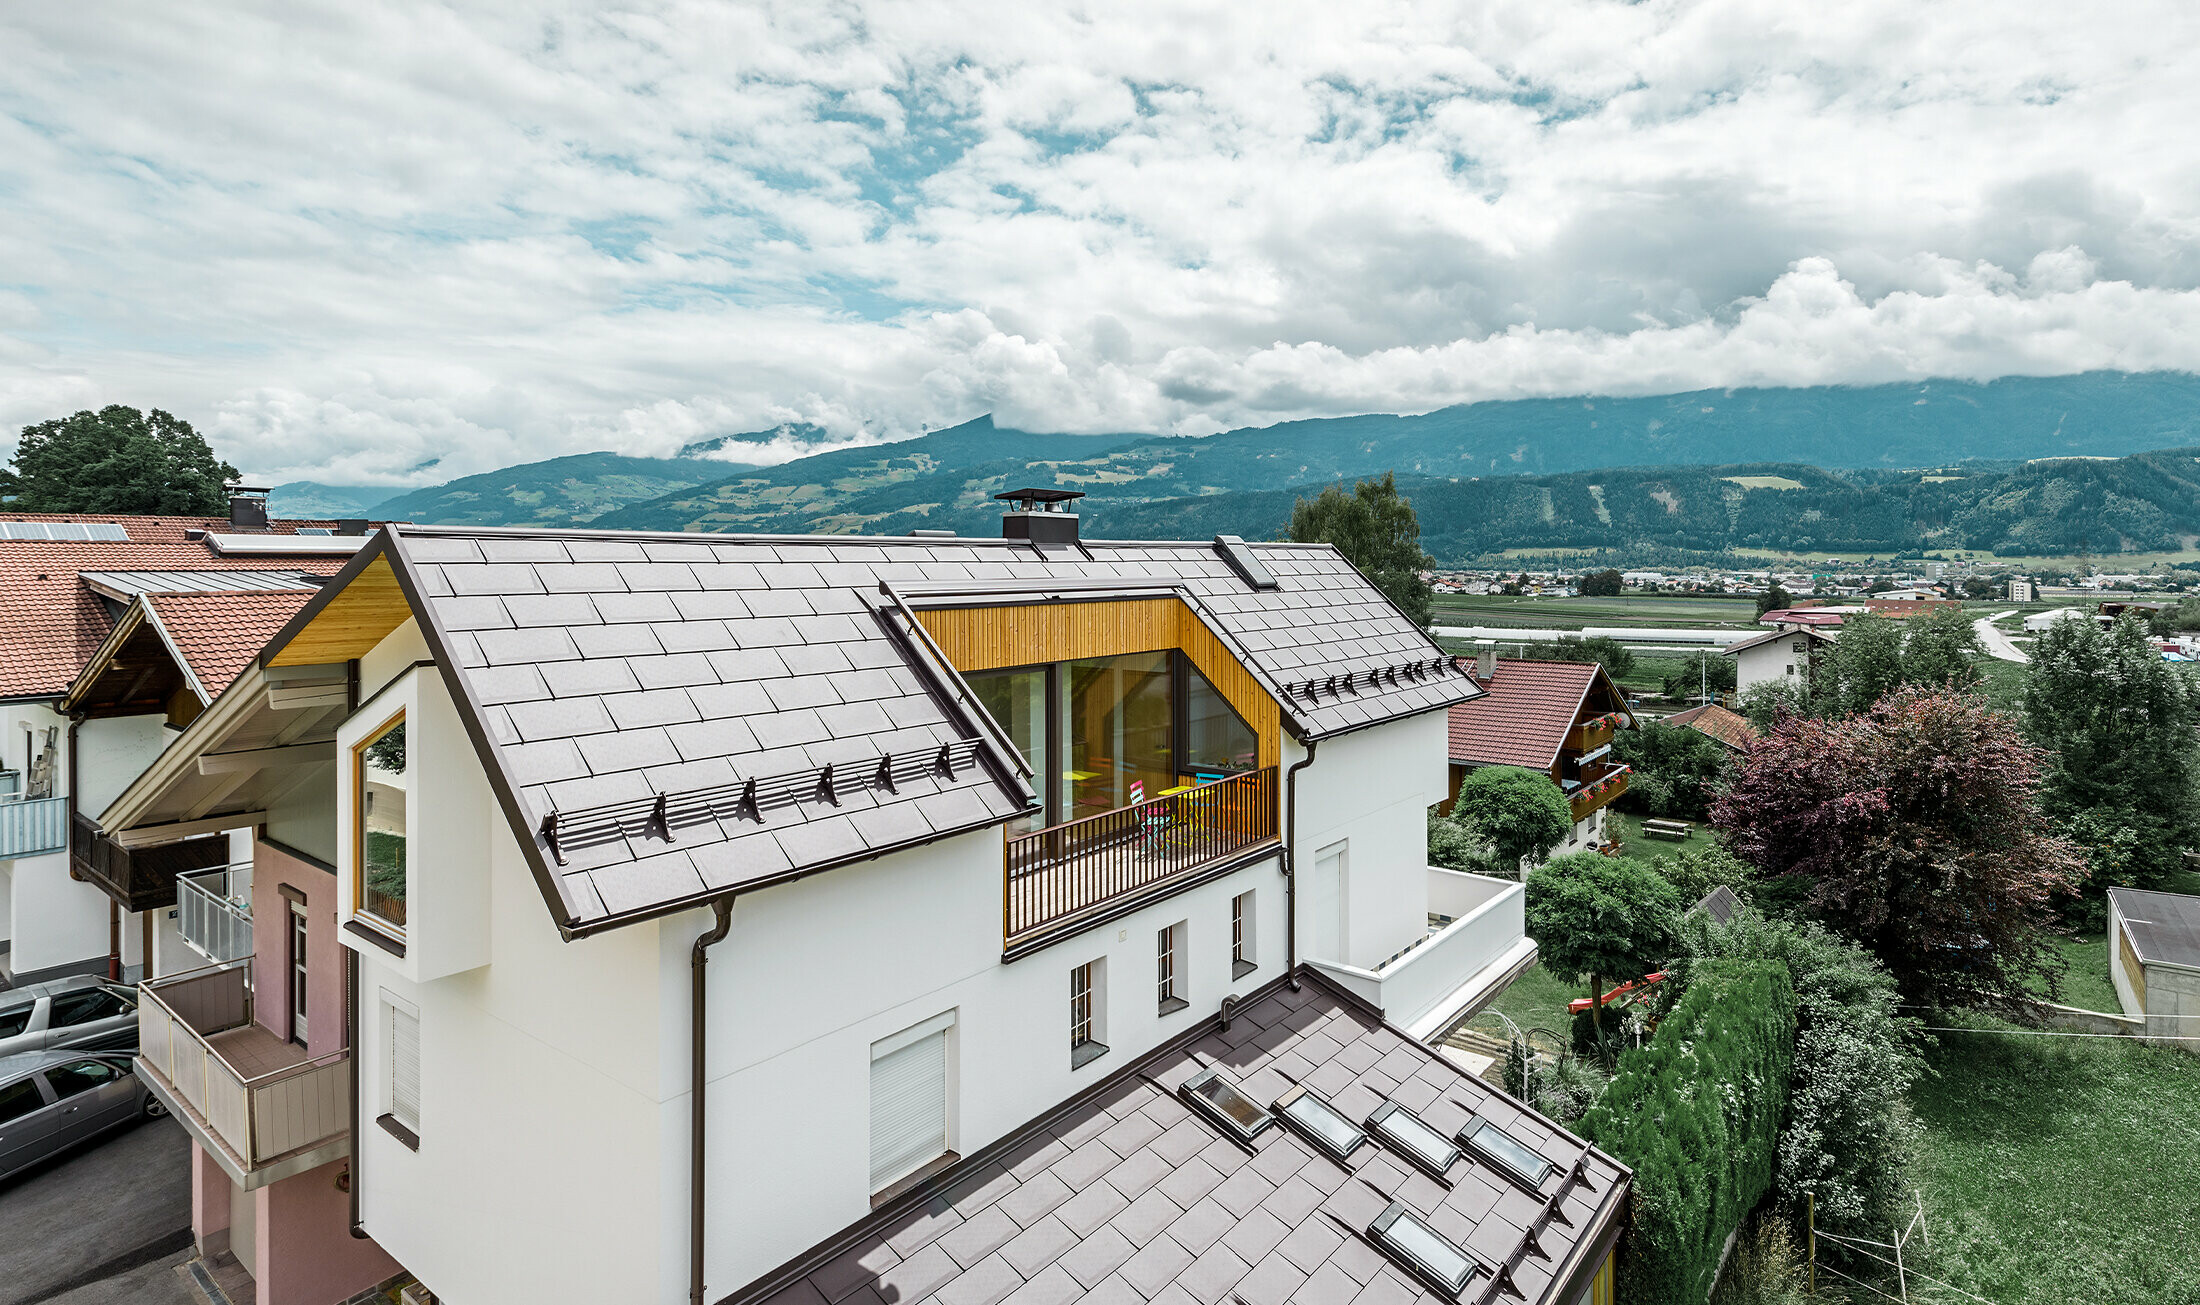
[1578,959,1796,1303]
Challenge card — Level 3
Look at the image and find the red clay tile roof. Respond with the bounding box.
[1447,658,1605,770]
[1661,702,1758,751]
[145,590,318,698]
[0,528,342,699]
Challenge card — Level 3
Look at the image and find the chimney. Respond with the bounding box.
[226,483,271,532]
[994,487,1085,545]
[1476,647,1496,682]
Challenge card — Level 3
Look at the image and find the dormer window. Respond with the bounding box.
[355,713,408,936]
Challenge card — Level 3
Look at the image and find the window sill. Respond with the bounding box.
[1232,959,1257,981]
[344,919,406,958]
[1071,1039,1109,1070]
[870,1151,960,1209]
[376,1113,420,1152]
[1158,996,1190,1017]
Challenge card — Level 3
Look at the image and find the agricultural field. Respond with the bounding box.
[1430,592,1762,628]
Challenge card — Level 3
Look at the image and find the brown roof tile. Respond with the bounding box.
[1445,659,1608,771]
[145,590,317,698]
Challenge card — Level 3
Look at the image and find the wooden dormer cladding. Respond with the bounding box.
[269,553,412,667]
[914,598,1282,768]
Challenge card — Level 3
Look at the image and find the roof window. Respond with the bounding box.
[1460,1118,1557,1191]
[1367,1100,1460,1176]
[1274,1085,1367,1161]
[1214,534,1278,590]
[1181,1067,1273,1143]
[1369,1201,1483,1295]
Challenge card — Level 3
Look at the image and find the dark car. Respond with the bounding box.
[0,1050,161,1181]
[0,976,139,1060]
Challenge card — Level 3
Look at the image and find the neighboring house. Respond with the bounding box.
[2005,577,2037,602]
[1659,702,1758,753]
[0,502,357,986]
[1727,627,1836,696]
[97,502,1619,1305]
[1445,654,1634,857]
[2108,887,2200,1055]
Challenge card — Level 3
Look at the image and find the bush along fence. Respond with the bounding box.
[1578,959,1797,1302]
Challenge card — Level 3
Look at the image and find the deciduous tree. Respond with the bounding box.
[1579,568,1624,597]
[1819,612,1904,714]
[1285,471,1434,626]
[1526,851,1682,1036]
[7,406,237,514]
[1755,584,1793,616]
[1714,687,2081,1010]
[1900,605,1983,692]
[1448,764,1574,874]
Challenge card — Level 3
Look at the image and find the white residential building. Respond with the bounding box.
[1727,626,1837,695]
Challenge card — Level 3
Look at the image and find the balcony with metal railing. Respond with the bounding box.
[1004,767,1278,953]
[134,958,350,1188]
[177,864,254,964]
[0,793,68,859]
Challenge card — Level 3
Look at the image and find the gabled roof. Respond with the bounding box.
[246,525,1479,937]
[731,975,1628,1305]
[1659,703,1757,752]
[1446,659,1623,772]
[0,523,344,699]
[148,591,320,700]
[1724,626,1837,655]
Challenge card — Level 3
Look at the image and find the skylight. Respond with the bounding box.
[1367,1101,1460,1176]
[1181,1067,1273,1142]
[1369,1201,1482,1295]
[1461,1119,1557,1191]
[1274,1085,1366,1160]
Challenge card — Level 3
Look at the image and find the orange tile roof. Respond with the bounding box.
[1661,702,1759,751]
[1447,658,1606,770]
[145,590,319,698]
[0,524,342,698]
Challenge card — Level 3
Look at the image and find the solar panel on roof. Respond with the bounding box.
[0,521,130,540]
[295,527,334,536]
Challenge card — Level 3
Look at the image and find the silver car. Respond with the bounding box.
[0,1050,161,1181]
[0,977,140,1060]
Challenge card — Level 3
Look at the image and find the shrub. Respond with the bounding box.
[1580,960,1797,1304]
[1652,845,1756,905]
[1450,765,1573,873]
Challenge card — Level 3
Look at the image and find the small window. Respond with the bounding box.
[871,1012,953,1192]
[1460,1119,1558,1191]
[44,1059,122,1099]
[1368,1101,1461,1176]
[388,997,421,1136]
[355,713,408,935]
[1231,892,1256,980]
[1370,1201,1482,1295]
[1181,1067,1273,1142]
[49,989,130,1027]
[0,1006,32,1039]
[0,1078,44,1124]
[1071,960,1108,1069]
[1274,1085,1366,1160]
[1157,922,1188,1015]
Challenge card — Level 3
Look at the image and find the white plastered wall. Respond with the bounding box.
[1287,711,1450,971]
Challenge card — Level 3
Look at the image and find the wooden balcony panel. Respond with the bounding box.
[1568,765,1629,823]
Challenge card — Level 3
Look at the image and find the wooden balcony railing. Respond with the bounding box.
[1006,767,1278,946]
[1568,762,1630,823]
[1562,718,1617,755]
[71,812,229,912]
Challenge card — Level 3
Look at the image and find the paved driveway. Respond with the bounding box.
[0,1114,196,1305]
[1975,610,2029,663]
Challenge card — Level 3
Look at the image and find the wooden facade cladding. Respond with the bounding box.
[915,598,1283,768]
[270,554,412,667]
[2120,925,2149,1010]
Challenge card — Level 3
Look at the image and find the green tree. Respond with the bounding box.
[1736,679,1814,731]
[1899,605,1983,692]
[1526,851,1682,1037]
[1285,471,1434,626]
[1611,723,1731,820]
[1579,568,1624,597]
[1517,635,1634,681]
[1754,584,1793,616]
[2023,613,2200,895]
[1449,765,1574,875]
[7,406,238,514]
[1819,612,1904,714]
[1661,650,1735,701]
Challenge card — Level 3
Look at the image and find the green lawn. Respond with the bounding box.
[1605,809,1719,867]
[1903,1019,2200,1305]
[1481,960,1582,1041]
[2040,932,2121,1014]
[1430,593,1761,629]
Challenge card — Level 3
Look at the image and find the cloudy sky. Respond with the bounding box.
[5,2,2199,486]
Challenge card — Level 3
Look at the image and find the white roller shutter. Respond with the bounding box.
[389,1000,421,1132]
[870,1014,951,1191]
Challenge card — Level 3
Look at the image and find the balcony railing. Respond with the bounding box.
[177,864,253,964]
[1308,867,1535,1040]
[135,959,349,1180]
[1567,762,1630,823]
[1006,767,1278,946]
[0,794,68,859]
[71,812,230,912]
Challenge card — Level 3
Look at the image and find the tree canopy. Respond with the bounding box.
[1284,471,1434,626]
[1516,635,1634,680]
[1899,605,1984,692]
[5,406,237,515]
[1817,612,1904,714]
[1754,583,1793,616]
[1714,687,2081,1011]
[2023,613,2200,895]
[1612,723,1732,821]
[1525,851,1681,1031]
[1579,568,1624,597]
[1447,764,1574,873]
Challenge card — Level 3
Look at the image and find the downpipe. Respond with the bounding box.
[692,896,736,1305]
[1283,741,1318,991]
[349,945,369,1239]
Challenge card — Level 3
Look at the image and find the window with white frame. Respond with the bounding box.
[1232,891,1257,979]
[1071,958,1108,1068]
[1157,921,1188,1015]
[869,1011,955,1193]
[382,993,420,1148]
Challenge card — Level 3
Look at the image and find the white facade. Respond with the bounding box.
[1732,632,1824,695]
[325,617,1503,1305]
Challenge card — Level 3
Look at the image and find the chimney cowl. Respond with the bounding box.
[226,482,271,532]
[995,487,1084,544]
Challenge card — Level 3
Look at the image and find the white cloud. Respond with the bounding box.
[3,0,2199,483]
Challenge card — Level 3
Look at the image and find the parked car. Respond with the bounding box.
[0,976,140,1060]
[0,1051,162,1181]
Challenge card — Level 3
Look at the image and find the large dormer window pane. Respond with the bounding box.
[356,714,408,934]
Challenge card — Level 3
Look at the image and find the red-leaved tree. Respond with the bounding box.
[1714,687,2081,1011]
